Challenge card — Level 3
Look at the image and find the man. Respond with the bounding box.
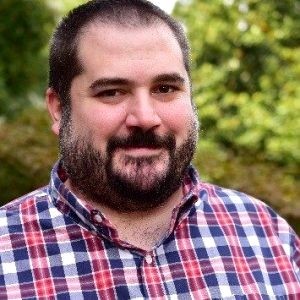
[0,0,299,298]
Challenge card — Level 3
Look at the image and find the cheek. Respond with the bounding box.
[73,104,127,136]
[161,102,195,133]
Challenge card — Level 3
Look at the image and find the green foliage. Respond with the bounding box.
[48,0,87,12]
[0,0,55,118]
[175,0,300,163]
[174,0,300,222]
[0,106,58,203]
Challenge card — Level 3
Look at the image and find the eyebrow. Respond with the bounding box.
[152,73,186,84]
[89,78,130,90]
[89,72,186,90]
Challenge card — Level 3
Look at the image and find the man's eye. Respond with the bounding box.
[154,85,177,94]
[96,89,122,97]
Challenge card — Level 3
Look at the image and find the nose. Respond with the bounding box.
[125,91,161,131]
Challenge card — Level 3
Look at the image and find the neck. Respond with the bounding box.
[98,188,183,250]
[66,179,183,251]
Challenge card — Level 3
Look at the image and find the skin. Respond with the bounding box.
[47,22,197,250]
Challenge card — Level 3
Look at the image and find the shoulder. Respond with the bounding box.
[187,167,296,237]
[195,182,300,252]
[189,180,300,282]
[0,186,52,234]
[196,181,281,218]
[0,186,50,212]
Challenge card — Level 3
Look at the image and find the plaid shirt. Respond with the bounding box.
[0,162,299,299]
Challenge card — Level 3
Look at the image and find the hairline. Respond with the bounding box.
[74,19,186,80]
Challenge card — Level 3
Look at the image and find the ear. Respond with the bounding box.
[46,88,62,136]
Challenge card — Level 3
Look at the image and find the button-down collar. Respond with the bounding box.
[49,161,199,253]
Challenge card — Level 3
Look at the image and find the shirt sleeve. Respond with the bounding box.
[291,229,300,281]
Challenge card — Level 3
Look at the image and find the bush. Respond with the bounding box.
[0,0,55,117]
[174,0,300,232]
[0,107,58,204]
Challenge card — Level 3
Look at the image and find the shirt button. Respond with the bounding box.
[94,214,102,223]
[145,254,153,264]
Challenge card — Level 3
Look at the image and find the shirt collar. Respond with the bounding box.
[49,160,201,249]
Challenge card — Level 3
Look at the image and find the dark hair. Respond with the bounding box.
[48,0,190,109]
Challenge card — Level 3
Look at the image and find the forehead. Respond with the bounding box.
[78,20,180,49]
[75,22,186,80]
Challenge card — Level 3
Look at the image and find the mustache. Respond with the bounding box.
[107,129,176,152]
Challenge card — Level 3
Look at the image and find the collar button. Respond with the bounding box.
[93,213,102,223]
[145,254,153,264]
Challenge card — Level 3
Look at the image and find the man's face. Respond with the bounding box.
[58,22,198,212]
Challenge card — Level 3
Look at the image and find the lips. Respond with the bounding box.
[119,146,163,156]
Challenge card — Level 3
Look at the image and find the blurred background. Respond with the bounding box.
[0,0,299,233]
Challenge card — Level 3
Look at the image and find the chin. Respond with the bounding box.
[112,154,169,178]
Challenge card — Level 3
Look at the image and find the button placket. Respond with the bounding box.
[141,251,167,297]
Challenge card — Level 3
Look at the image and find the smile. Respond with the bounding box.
[119,147,163,157]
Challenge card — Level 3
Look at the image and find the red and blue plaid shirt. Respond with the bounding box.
[0,162,299,299]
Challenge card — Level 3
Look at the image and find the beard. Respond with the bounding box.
[59,114,198,213]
